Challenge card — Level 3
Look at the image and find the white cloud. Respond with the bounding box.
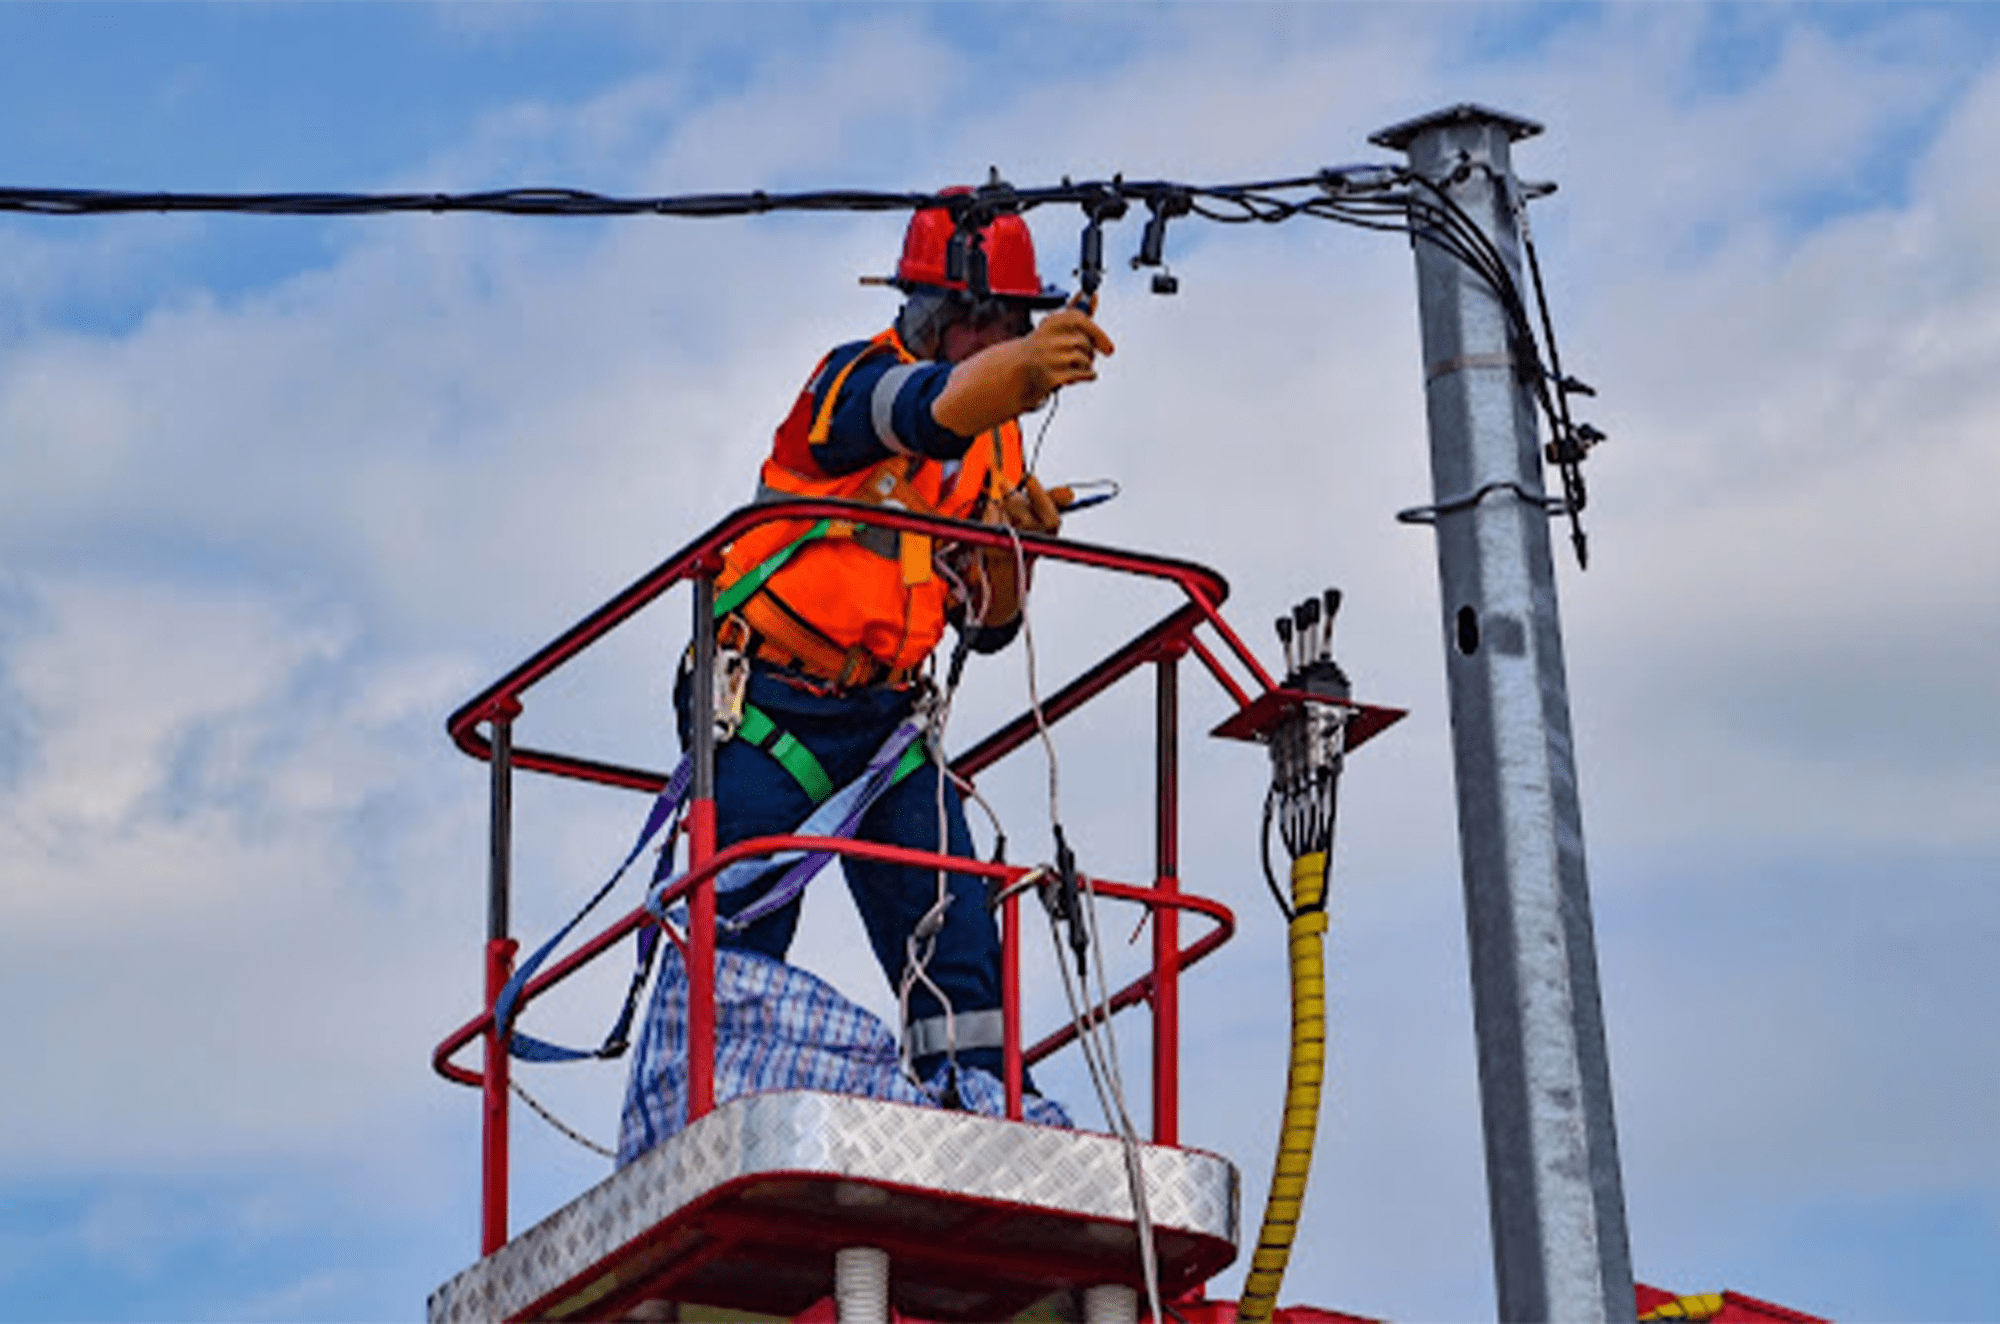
[0,570,485,1168]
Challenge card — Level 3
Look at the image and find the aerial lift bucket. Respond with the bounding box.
[428,502,1403,1322]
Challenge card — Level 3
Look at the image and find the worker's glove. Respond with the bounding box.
[1015,308,1115,406]
[999,474,1063,537]
[956,476,1062,632]
[931,309,1116,439]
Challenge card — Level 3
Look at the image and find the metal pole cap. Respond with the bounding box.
[1369,103,1544,151]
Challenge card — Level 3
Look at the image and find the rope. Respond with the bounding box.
[509,1078,616,1160]
[1009,522,1164,1324]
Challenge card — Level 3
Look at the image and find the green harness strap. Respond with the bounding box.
[736,702,928,805]
[736,703,835,802]
[713,517,834,621]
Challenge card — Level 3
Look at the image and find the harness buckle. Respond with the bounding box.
[909,674,943,727]
[713,645,751,742]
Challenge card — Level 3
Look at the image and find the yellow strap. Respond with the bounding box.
[806,331,908,446]
[862,462,938,586]
[901,530,933,586]
[807,351,872,446]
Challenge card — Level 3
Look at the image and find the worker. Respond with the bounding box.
[689,195,1114,1098]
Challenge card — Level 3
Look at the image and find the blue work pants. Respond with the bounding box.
[682,664,1006,1080]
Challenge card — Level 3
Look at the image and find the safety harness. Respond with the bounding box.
[491,571,937,1067]
[718,330,1021,688]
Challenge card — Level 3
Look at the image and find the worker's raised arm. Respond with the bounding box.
[931,308,1115,438]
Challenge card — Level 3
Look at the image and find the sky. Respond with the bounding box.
[3,2,1998,1321]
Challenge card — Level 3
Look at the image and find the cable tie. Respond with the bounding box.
[1425,350,1515,383]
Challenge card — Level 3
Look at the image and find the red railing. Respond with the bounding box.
[433,500,1291,1254]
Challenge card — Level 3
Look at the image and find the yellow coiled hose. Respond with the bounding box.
[1236,849,1330,1324]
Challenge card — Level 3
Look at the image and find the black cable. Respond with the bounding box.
[1519,215,1594,566]
[1260,785,1295,922]
[1399,166,1595,561]
[4,161,1600,561]
[1027,387,1062,475]
[0,173,1387,222]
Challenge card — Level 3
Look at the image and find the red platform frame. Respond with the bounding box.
[431,500,1403,1256]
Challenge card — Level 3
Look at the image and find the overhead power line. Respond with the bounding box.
[0,168,1397,221]
[0,164,1603,564]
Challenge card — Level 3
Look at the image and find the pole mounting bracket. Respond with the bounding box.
[1395,481,1569,526]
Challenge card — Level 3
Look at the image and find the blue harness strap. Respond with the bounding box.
[495,754,693,1064]
[497,702,931,1065]
[709,713,929,933]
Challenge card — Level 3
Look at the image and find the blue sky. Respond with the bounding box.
[5,3,2000,1321]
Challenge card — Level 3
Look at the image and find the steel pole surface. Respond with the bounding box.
[1371,104,1634,1323]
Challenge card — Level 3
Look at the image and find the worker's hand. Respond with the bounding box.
[956,475,1060,630]
[999,474,1063,537]
[1015,308,1115,408]
[932,309,1116,438]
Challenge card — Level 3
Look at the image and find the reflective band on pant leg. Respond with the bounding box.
[905,1007,1005,1060]
[1084,1284,1138,1324]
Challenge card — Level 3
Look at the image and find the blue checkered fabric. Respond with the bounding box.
[617,944,1071,1165]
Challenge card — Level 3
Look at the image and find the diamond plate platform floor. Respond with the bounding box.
[430,1090,1240,1322]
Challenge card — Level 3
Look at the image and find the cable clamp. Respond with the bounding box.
[1397,480,1568,525]
[1316,163,1404,195]
[1042,826,1088,978]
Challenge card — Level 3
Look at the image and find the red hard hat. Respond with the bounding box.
[892,190,1068,308]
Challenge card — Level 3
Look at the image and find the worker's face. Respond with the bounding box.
[940,301,1033,363]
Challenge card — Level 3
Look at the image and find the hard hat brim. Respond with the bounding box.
[881,278,1071,310]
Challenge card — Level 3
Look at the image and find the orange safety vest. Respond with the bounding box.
[718,327,1025,683]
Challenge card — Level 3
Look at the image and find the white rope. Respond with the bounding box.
[1009,520,1164,1324]
[1044,901,1164,1323]
[930,548,1010,844]
[1006,524,1064,827]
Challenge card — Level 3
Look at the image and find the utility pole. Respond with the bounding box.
[1371,105,1635,1322]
